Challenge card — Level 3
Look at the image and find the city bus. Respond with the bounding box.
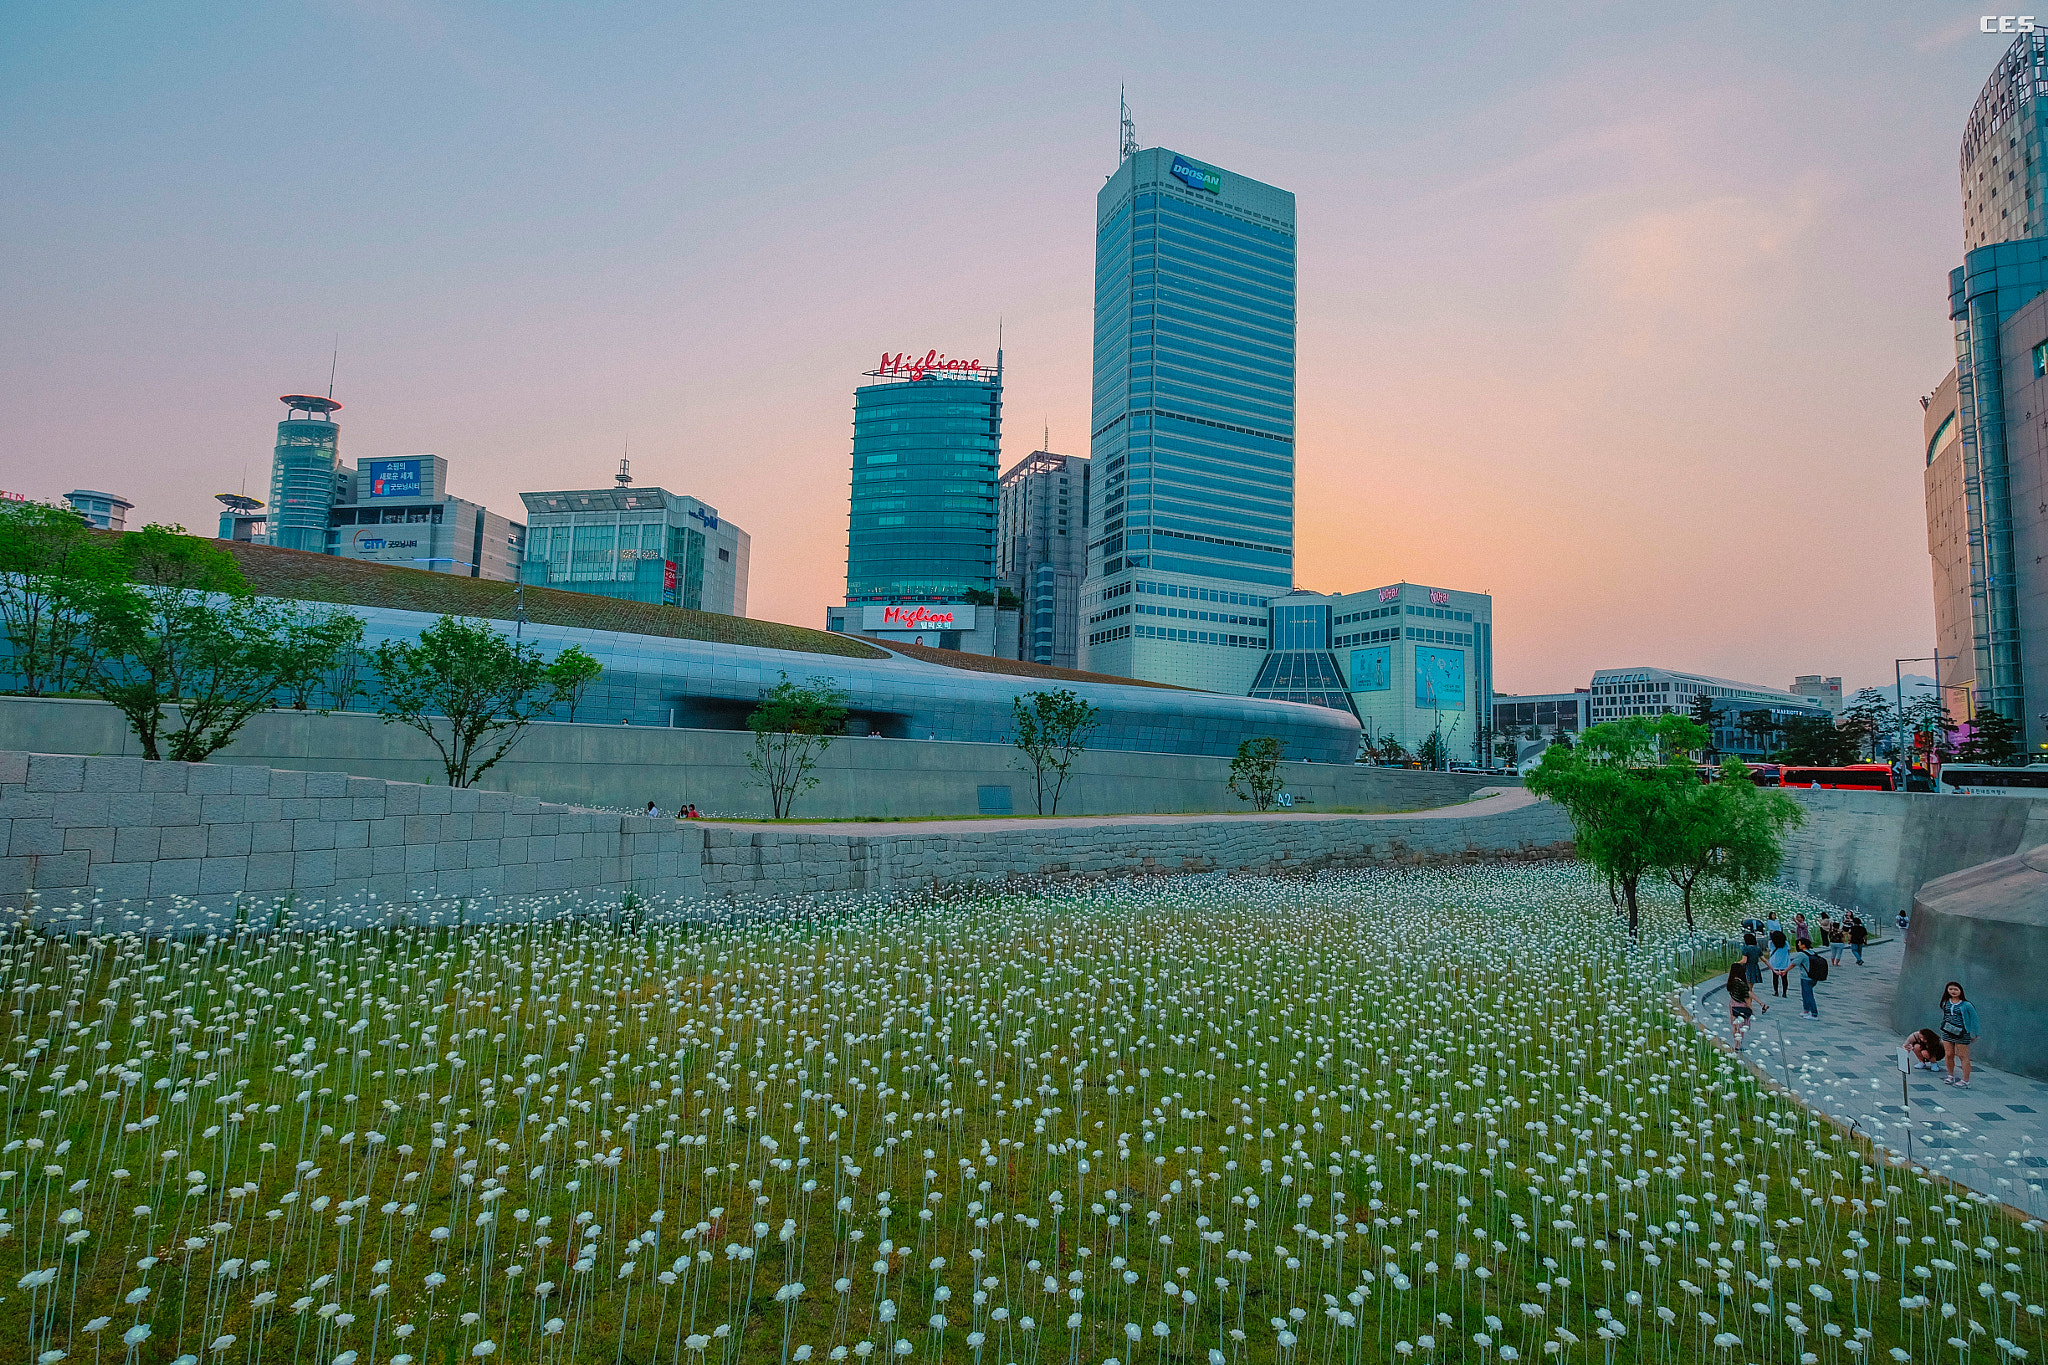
[1937,763,2048,795]
[1777,764,1896,791]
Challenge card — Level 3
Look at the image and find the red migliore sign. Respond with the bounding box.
[876,350,984,381]
[881,605,958,628]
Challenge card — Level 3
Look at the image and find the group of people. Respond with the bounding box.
[644,801,703,820]
[1902,982,1983,1088]
[1723,909,1869,1044]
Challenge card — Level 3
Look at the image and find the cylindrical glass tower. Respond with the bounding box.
[269,396,342,553]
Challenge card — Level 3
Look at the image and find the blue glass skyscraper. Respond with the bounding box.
[1078,147,1295,692]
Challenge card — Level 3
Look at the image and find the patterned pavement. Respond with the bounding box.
[1678,936,2048,1219]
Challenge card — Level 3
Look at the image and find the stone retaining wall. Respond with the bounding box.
[0,750,1573,928]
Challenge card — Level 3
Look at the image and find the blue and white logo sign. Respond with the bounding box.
[366,458,423,499]
[1169,155,1220,194]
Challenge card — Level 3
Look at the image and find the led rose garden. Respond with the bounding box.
[1,865,2041,1365]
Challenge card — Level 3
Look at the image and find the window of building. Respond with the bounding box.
[2035,340,2047,377]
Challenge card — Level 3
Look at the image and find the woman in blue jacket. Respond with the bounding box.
[1938,981,1981,1088]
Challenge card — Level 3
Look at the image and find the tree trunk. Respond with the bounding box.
[1622,875,1641,938]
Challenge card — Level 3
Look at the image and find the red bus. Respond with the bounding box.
[1777,763,1895,792]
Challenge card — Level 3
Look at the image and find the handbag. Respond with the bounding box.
[1939,1012,1968,1041]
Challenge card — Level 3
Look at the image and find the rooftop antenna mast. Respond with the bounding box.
[1119,86,1137,162]
[326,337,338,400]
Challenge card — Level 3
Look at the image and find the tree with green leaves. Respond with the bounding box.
[1904,693,1956,763]
[1524,714,1708,938]
[1227,735,1286,812]
[1736,708,1780,754]
[371,616,599,787]
[551,646,605,722]
[745,672,850,818]
[1776,713,1859,766]
[1839,687,1895,760]
[272,607,367,711]
[1010,688,1100,815]
[73,525,289,762]
[1663,759,1805,931]
[1417,729,1450,771]
[1955,709,2023,765]
[0,498,125,696]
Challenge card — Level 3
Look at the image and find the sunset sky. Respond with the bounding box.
[0,2,2012,696]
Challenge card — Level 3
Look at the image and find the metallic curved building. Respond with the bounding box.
[329,602,1360,762]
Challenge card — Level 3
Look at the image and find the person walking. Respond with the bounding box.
[1767,930,1791,997]
[1828,918,1848,966]
[1726,963,1762,1049]
[1792,937,1823,1018]
[1938,981,1980,1088]
[1847,914,1867,966]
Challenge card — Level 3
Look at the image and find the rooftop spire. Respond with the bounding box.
[1120,86,1137,163]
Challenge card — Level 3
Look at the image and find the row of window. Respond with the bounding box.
[1334,626,1400,648]
[1134,624,1265,648]
[1087,624,1131,648]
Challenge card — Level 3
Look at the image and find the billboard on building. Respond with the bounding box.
[1349,646,1392,692]
[1415,647,1466,710]
[365,459,423,498]
[861,604,976,631]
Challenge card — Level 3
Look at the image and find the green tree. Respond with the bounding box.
[1776,713,1858,766]
[370,616,594,788]
[744,672,850,818]
[0,498,124,696]
[74,525,282,762]
[1736,708,1780,754]
[550,646,604,722]
[1688,693,1720,751]
[1227,735,1286,812]
[272,607,367,711]
[1904,693,1956,762]
[1417,729,1450,771]
[1839,687,1895,760]
[1954,710,2023,765]
[1662,759,1805,931]
[1524,714,1708,938]
[1376,732,1410,765]
[1010,688,1100,815]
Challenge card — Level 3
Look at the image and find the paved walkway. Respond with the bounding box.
[1679,938,2048,1218]
[698,785,1535,834]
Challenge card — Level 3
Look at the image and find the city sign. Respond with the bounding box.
[874,351,985,381]
[862,604,977,631]
[366,458,423,498]
[353,533,419,552]
[1170,156,1221,194]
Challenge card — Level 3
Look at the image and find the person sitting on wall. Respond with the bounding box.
[645,801,661,818]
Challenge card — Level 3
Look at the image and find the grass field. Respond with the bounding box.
[1,866,2041,1364]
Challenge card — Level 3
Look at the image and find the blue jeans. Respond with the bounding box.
[1800,977,1817,1014]
[1851,945,1862,964]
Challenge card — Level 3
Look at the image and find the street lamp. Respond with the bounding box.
[1895,654,1957,783]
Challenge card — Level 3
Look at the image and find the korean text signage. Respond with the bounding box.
[876,351,984,381]
[366,459,423,499]
[662,560,678,592]
[1429,589,1450,606]
[862,604,977,632]
[1170,155,1221,194]
[1378,586,1401,603]
[1415,648,1467,710]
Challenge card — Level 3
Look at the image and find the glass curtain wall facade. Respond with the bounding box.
[996,450,1089,668]
[1248,597,1354,712]
[269,399,347,553]
[846,364,1002,603]
[1079,147,1295,693]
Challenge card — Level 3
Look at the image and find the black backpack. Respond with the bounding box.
[1806,953,1828,983]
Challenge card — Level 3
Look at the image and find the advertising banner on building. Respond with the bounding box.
[861,604,976,632]
[663,560,678,592]
[1348,646,1392,692]
[366,459,423,499]
[1415,647,1466,710]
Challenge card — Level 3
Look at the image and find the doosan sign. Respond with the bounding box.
[875,350,984,381]
[862,604,977,632]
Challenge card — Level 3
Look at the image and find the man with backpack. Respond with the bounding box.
[1793,936,1828,1018]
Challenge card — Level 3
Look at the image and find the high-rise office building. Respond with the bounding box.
[1077,146,1296,691]
[328,454,526,582]
[842,350,1001,606]
[997,449,1089,668]
[521,465,748,613]
[269,395,351,553]
[1926,31,2048,751]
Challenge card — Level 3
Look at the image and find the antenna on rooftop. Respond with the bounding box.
[616,457,632,488]
[327,336,338,401]
[1120,86,1137,162]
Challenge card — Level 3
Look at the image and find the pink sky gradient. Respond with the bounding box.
[0,3,2006,696]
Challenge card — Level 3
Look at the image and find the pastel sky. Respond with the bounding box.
[0,2,2013,696]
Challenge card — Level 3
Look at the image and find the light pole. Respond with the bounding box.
[1895,654,1957,783]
